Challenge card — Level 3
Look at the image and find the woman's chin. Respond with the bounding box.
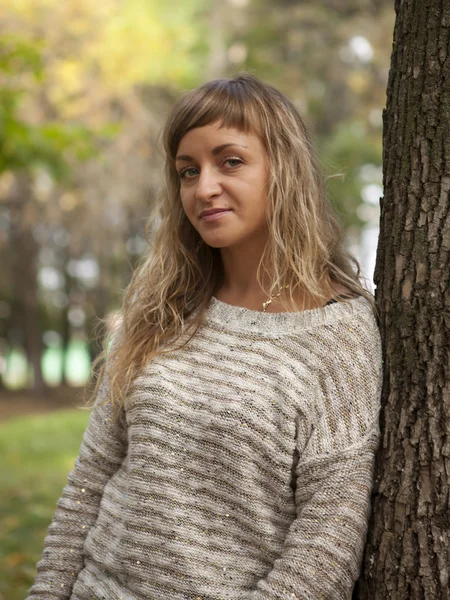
[201,237,234,249]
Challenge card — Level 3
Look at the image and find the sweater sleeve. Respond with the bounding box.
[246,312,383,600]
[26,371,128,600]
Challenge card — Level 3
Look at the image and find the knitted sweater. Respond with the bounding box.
[27,295,383,600]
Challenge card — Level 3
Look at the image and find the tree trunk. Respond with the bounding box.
[61,259,72,387]
[9,174,46,395]
[355,0,450,598]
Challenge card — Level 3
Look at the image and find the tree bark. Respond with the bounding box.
[355,0,450,598]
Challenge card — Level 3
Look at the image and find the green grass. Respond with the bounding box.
[0,409,89,600]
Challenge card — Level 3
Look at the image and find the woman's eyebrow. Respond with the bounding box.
[176,143,248,162]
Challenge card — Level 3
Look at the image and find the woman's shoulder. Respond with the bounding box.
[325,292,381,366]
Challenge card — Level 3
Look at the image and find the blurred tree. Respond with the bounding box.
[355,0,450,598]
[0,33,95,393]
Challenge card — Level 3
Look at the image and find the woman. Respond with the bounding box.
[27,74,383,600]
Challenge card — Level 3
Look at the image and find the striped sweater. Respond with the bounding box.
[27,294,382,600]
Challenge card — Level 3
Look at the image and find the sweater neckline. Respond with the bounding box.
[204,294,370,334]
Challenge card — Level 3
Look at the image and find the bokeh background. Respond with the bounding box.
[0,0,394,597]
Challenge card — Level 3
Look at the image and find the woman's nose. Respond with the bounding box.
[195,166,221,200]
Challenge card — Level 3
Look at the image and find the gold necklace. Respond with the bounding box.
[261,284,290,312]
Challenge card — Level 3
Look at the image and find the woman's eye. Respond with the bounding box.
[224,157,242,168]
[179,167,198,179]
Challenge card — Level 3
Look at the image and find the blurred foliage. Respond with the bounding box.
[321,119,383,227]
[0,34,96,179]
[0,409,89,600]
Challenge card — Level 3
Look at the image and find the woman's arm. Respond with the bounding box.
[247,428,379,599]
[246,311,383,600]
[26,372,128,600]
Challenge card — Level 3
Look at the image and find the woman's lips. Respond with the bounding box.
[200,210,231,222]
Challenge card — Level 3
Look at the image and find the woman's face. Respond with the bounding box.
[176,121,270,252]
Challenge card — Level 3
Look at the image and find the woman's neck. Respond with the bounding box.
[218,239,268,297]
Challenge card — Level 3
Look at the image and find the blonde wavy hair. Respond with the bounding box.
[92,73,376,412]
